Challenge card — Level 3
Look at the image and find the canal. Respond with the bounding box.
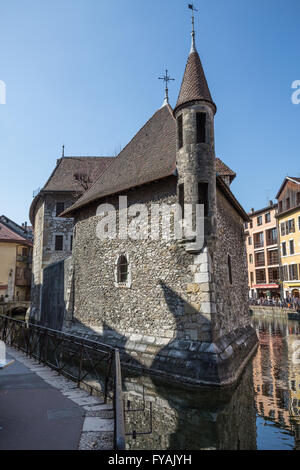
[123,313,300,450]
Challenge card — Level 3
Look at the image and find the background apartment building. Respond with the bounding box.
[245,201,280,299]
[0,216,33,301]
[276,177,300,299]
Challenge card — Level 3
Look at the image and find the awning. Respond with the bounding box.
[253,284,280,289]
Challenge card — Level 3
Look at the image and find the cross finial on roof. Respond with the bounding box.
[158,69,175,107]
[188,3,198,53]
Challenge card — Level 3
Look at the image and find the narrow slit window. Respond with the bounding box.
[196,113,206,143]
[56,202,65,217]
[178,184,184,218]
[117,255,128,283]
[177,115,183,149]
[228,255,233,285]
[198,182,209,217]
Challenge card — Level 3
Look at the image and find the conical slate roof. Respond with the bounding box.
[174,50,216,113]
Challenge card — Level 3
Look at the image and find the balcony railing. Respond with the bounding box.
[254,242,264,249]
[16,255,32,263]
[255,260,265,267]
[266,238,278,246]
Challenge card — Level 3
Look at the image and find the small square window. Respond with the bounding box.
[55,235,64,251]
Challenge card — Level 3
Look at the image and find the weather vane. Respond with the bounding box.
[188,3,198,52]
[158,69,175,107]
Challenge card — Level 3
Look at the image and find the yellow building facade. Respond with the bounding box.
[0,221,32,301]
[276,177,300,298]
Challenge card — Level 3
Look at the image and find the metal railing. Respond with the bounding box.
[0,314,126,450]
[249,299,300,312]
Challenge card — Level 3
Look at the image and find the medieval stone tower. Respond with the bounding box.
[174,28,217,244]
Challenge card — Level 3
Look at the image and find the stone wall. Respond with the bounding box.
[40,256,73,330]
[30,192,76,320]
[30,197,44,319]
[213,187,250,341]
[66,176,257,386]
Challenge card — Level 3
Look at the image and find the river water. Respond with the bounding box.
[123,313,300,450]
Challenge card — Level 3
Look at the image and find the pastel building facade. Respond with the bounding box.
[276,177,300,299]
[245,202,280,299]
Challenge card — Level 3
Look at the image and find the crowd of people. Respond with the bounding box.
[250,295,300,312]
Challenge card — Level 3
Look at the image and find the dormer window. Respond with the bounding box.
[196,112,206,143]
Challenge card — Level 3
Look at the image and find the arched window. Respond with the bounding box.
[117,255,128,283]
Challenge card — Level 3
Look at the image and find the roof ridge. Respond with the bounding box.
[65,106,173,210]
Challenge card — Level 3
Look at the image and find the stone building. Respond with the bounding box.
[244,202,280,299]
[29,155,113,319]
[59,26,257,386]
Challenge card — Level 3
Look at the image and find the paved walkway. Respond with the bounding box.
[0,346,114,450]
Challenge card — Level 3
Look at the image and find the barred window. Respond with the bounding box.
[117,255,128,283]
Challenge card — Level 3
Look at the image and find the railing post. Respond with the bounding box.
[78,343,84,388]
[114,349,126,450]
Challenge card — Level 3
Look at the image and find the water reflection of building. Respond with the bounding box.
[287,335,300,450]
[123,364,256,450]
[252,315,300,445]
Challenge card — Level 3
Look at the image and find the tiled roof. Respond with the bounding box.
[62,105,243,219]
[43,157,114,192]
[174,51,216,113]
[0,222,32,245]
[215,158,236,178]
[62,105,177,214]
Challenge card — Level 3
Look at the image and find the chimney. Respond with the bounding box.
[251,208,254,214]
[269,200,273,207]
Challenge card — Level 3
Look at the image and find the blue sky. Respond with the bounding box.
[0,0,299,225]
